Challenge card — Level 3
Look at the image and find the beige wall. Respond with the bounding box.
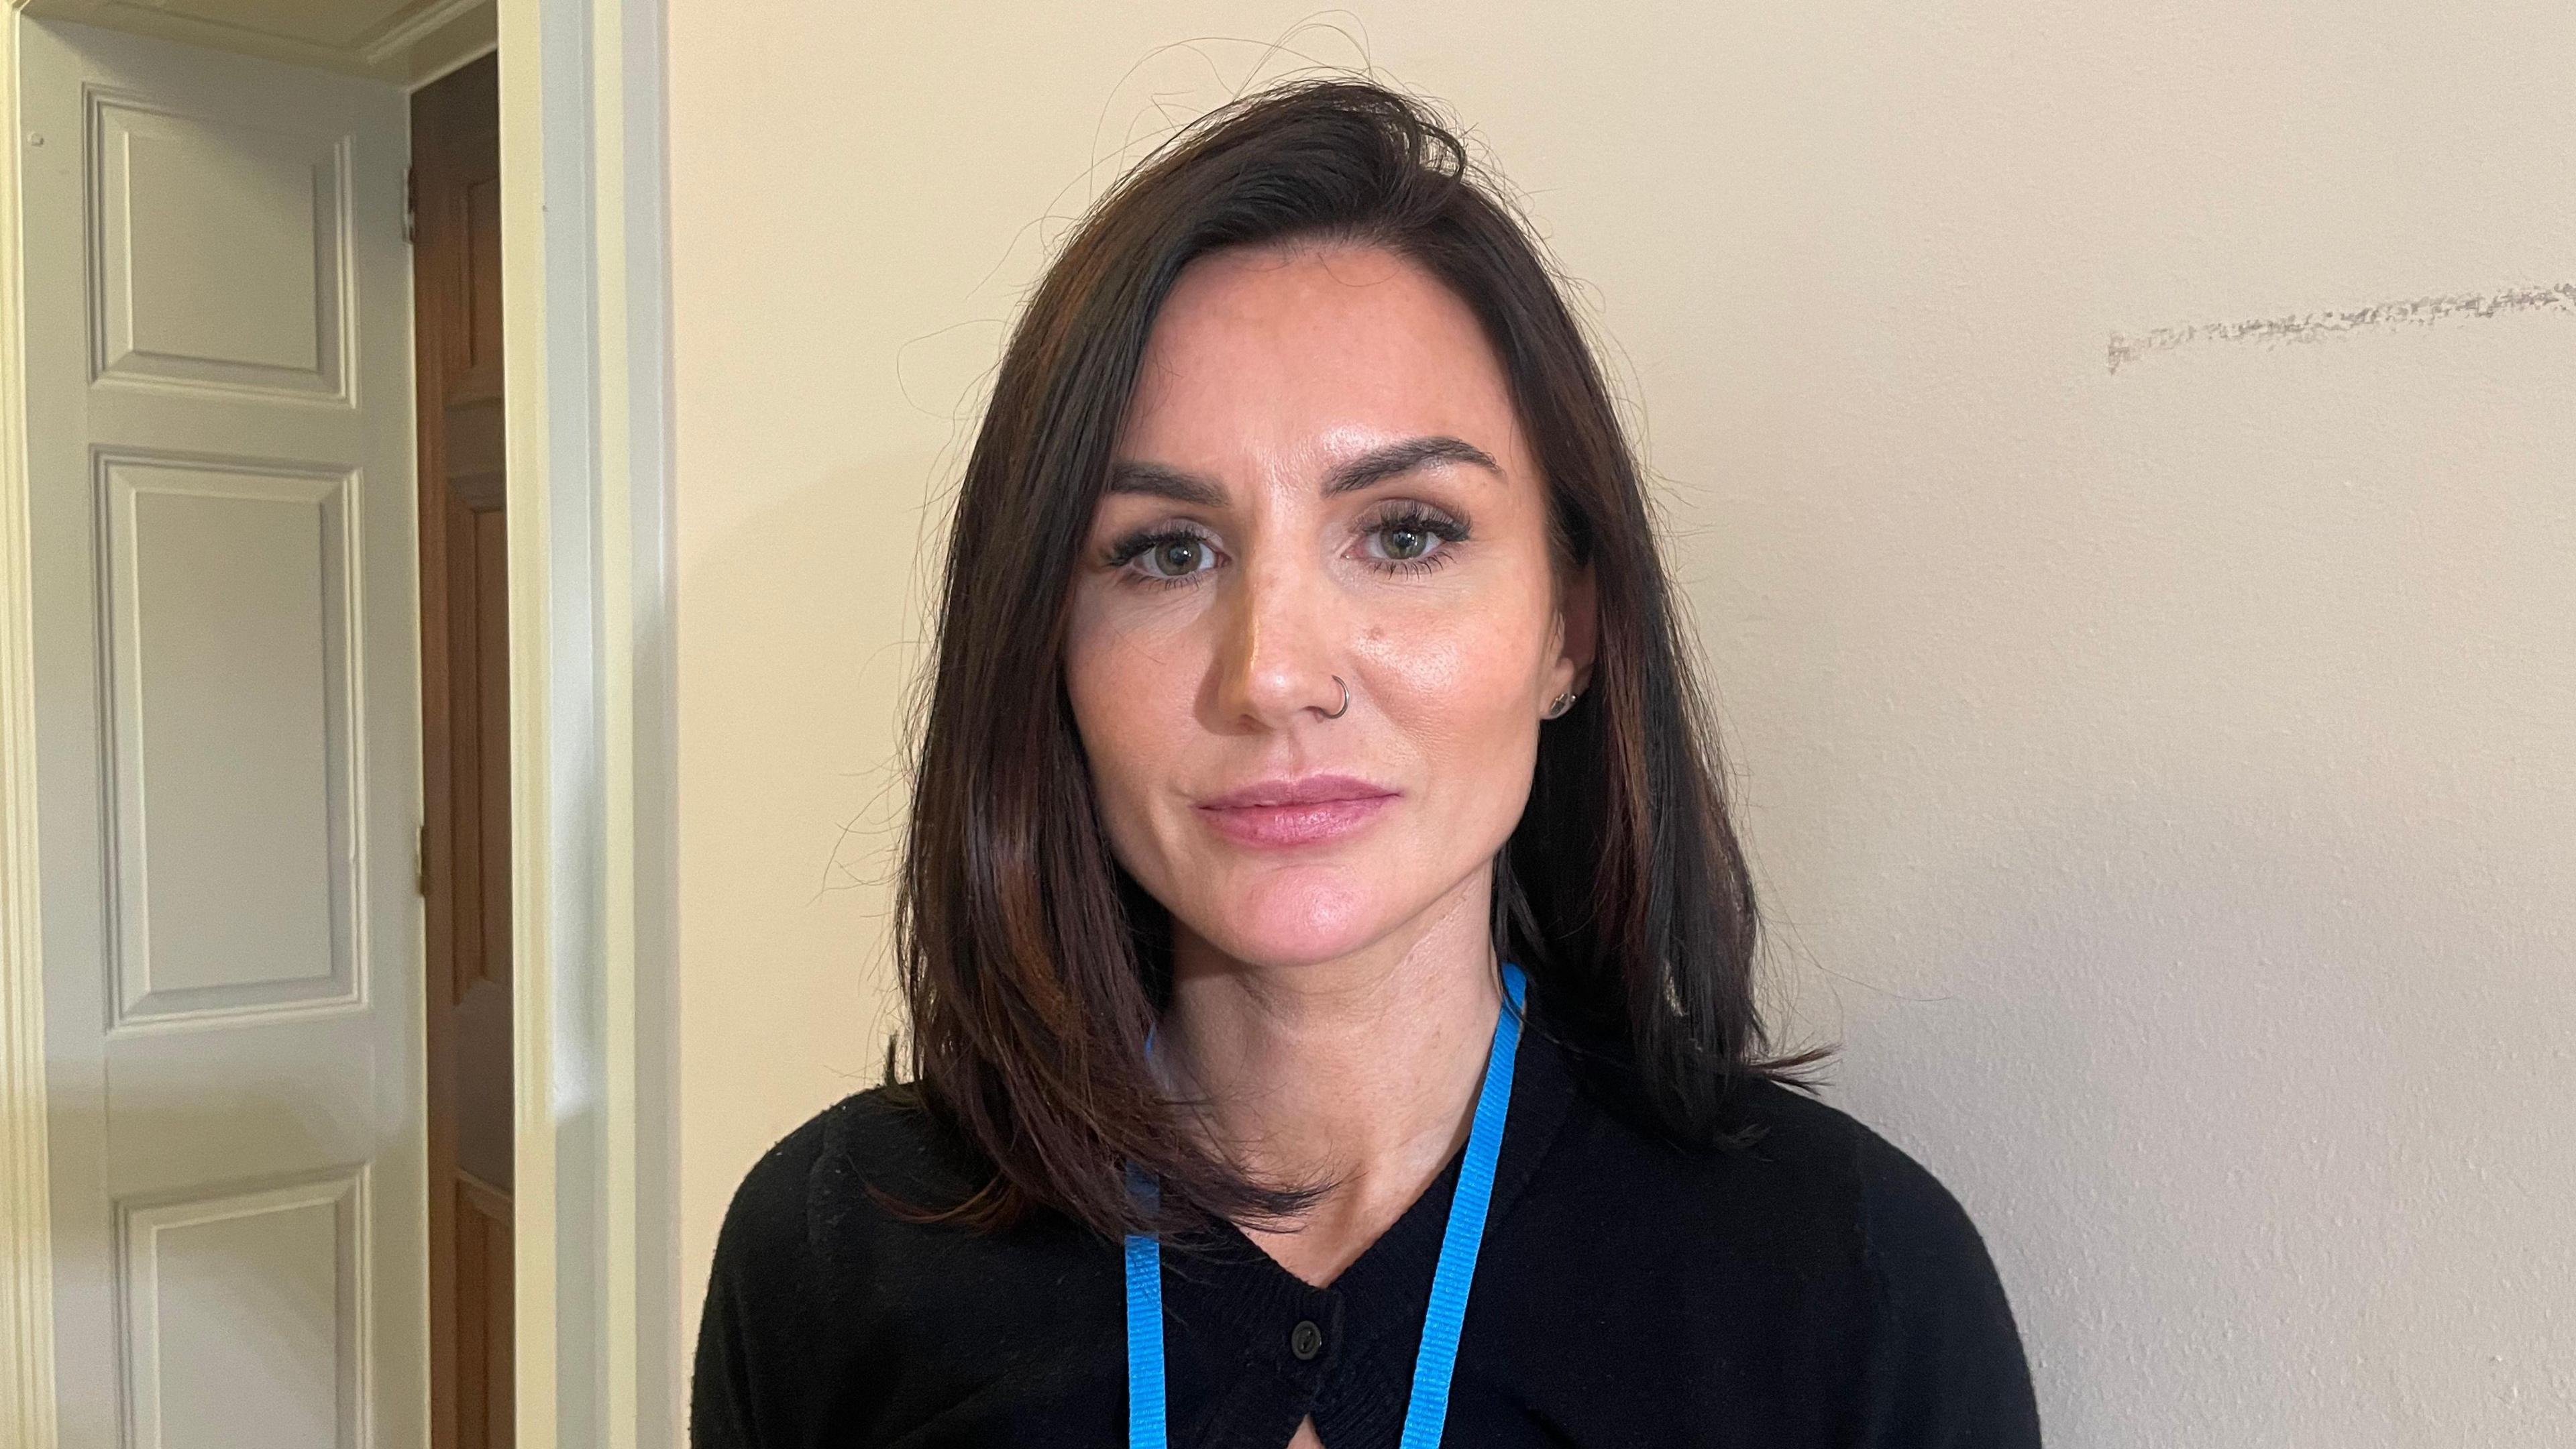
[666,3,2576,1439]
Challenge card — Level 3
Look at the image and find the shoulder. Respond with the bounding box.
[1698,1076,2009,1289]
[708,1084,982,1285]
[694,1087,1021,1444]
[1706,1077,2042,1442]
[1547,1053,2027,1330]
[1721,1079,1980,1229]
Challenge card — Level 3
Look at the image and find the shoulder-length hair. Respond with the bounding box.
[896,76,1819,1239]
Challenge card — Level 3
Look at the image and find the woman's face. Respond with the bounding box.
[1065,242,1594,975]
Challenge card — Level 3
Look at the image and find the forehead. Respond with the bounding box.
[1118,242,1522,464]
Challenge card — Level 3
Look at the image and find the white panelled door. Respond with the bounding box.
[19,17,425,1448]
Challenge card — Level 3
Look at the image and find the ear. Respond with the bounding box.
[1554,559,1599,698]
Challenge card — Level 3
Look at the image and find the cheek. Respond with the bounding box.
[1063,600,1198,853]
[1360,588,1553,774]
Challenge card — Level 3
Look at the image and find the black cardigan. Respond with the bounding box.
[691,1002,2042,1448]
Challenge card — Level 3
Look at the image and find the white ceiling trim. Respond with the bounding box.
[22,0,495,83]
[360,0,486,66]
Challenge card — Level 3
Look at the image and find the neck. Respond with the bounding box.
[1159,878,1502,1285]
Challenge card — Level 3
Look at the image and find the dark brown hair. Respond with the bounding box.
[896,76,1820,1239]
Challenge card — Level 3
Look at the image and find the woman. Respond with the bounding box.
[693,78,2040,1448]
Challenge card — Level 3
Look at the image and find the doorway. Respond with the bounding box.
[4,5,503,1444]
[3,1,676,1442]
[413,51,514,1449]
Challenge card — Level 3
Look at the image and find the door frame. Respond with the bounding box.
[0,0,682,1442]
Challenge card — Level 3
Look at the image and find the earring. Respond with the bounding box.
[1543,688,1578,720]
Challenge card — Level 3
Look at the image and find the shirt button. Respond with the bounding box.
[1290,1319,1324,1361]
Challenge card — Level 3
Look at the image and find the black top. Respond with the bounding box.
[691,1001,2043,1448]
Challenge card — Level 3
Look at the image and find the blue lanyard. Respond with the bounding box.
[1125,961,1529,1449]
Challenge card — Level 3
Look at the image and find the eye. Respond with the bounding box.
[1358,506,1469,570]
[1105,524,1224,586]
[1375,521,1434,561]
[1141,536,1215,578]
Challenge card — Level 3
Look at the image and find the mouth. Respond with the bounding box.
[1193,773,1399,849]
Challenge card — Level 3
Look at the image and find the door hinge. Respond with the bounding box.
[402,165,417,244]
[415,823,428,896]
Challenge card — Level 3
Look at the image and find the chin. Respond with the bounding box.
[1185,867,1400,970]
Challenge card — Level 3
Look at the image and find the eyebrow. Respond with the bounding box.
[1104,435,1501,504]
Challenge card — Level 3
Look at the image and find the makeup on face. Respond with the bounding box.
[1191,772,1402,849]
[1061,241,1582,969]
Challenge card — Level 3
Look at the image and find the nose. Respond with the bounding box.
[1209,546,1346,731]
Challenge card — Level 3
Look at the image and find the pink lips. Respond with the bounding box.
[1194,773,1399,849]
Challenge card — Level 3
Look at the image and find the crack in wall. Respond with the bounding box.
[2107,280,2576,374]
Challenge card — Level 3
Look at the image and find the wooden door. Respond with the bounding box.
[17,17,426,1446]
[412,52,514,1449]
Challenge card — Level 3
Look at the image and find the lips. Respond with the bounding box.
[1194,773,1398,848]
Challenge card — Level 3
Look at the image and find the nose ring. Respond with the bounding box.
[1321,675,1350,719]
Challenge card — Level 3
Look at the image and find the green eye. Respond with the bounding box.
[1379,525,1429,560]
[1361,508,1464,567]
[1141,537,1212,578]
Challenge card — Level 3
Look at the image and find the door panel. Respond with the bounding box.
[19,17,424,1447]
[101,455,357,1023]
[91,97,348,398]
[118,1173,362,1449]
[412,52,512,1449]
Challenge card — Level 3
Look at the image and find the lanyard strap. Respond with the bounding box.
[1124,1217,1168,1448]
[1126,961,1528,1449]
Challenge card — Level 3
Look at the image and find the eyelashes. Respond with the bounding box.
[1102,505,1470,590]
[1102,522,1222,587]
[1359,506,1470,566]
